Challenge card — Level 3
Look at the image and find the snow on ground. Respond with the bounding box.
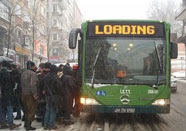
[0,119,43,131]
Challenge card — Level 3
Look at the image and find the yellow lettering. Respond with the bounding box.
[137,26,146,34]
[131,25,137,34]
[95,25,103,34]
[122,25,130,34]
[147,26,155,34]
[104,25,112,34]
[94,24,156,35]
[113,25,122,34]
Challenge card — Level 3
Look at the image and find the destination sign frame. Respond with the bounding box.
[87,22,165,38]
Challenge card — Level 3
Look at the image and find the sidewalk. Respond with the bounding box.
[0,119,43,131]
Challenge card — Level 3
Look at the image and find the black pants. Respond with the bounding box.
[63,92,73,120]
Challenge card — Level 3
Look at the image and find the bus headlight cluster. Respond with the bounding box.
[80,97,100,105]
[152,99,170,106]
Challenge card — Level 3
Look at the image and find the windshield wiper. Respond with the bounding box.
[91,47,102,88]
[153,43,162,89]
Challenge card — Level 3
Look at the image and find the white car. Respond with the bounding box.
[172,71,185,79]
[171,75,177,93]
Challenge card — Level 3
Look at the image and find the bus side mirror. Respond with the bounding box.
[170,42,178,59]
[69,28,81,49]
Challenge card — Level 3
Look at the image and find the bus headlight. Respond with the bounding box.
[152,99,170,106]
[80,97,100,105]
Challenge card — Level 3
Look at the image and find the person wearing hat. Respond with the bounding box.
[21,61,38,130]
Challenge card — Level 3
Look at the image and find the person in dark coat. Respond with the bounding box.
[36,63,46,123]
[0,61,21,130]
[11,64,22,120]
[43,65,62,130]
[61,64,75,124]
[0,70,8,129]
[72,65,81,117]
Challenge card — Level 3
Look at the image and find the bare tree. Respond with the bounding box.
[147,0,182,34]
[24,0,47,61]
[25,0,38,61]
[0,0,23,56]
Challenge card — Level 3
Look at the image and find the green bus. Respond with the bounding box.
[69,20,177,113]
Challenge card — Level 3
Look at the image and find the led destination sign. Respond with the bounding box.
[87,22,165,37]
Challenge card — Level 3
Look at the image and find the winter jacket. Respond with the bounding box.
[43,72,62,108]
[11,68,21,95]
[61,65,75,95]
[37,71,48,101]
[21,69,38,96]
[0,68,14,106]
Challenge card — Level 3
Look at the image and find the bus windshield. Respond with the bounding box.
[85,37,166,85]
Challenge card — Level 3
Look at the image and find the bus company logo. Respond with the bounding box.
[120,86,130,105]
[120,95,130,105]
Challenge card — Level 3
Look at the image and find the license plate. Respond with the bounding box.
[114,108,135,113]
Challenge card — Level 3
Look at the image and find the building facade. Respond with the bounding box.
[0,0,16,60]
[0,0,48,67]
[48,0,82,64]
[175,0,186,41]
[173,0,186,73]
[1,0,83,66]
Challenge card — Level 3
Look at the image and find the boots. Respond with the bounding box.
[25,121,36,130]
[9,123,21,130]
[24,120,27,128]
[0,122,9,129]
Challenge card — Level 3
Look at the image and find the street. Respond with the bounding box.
[0,81,186,131]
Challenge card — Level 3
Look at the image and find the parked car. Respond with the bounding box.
[172,71,185,80]
[171,75,177,93]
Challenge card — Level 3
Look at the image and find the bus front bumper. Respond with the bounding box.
[81,105,170,113]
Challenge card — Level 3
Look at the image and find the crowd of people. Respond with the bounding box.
[0,60,81,130]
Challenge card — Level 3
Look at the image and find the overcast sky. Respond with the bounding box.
[75,0,182,20]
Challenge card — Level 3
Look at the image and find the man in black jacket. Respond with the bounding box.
[36,63,45,122]
[43,65,62,130]
[11,64,22,120]
[61,64,75,125]
[0,61,21,130]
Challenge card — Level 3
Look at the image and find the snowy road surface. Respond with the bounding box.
[1,81,186,131]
